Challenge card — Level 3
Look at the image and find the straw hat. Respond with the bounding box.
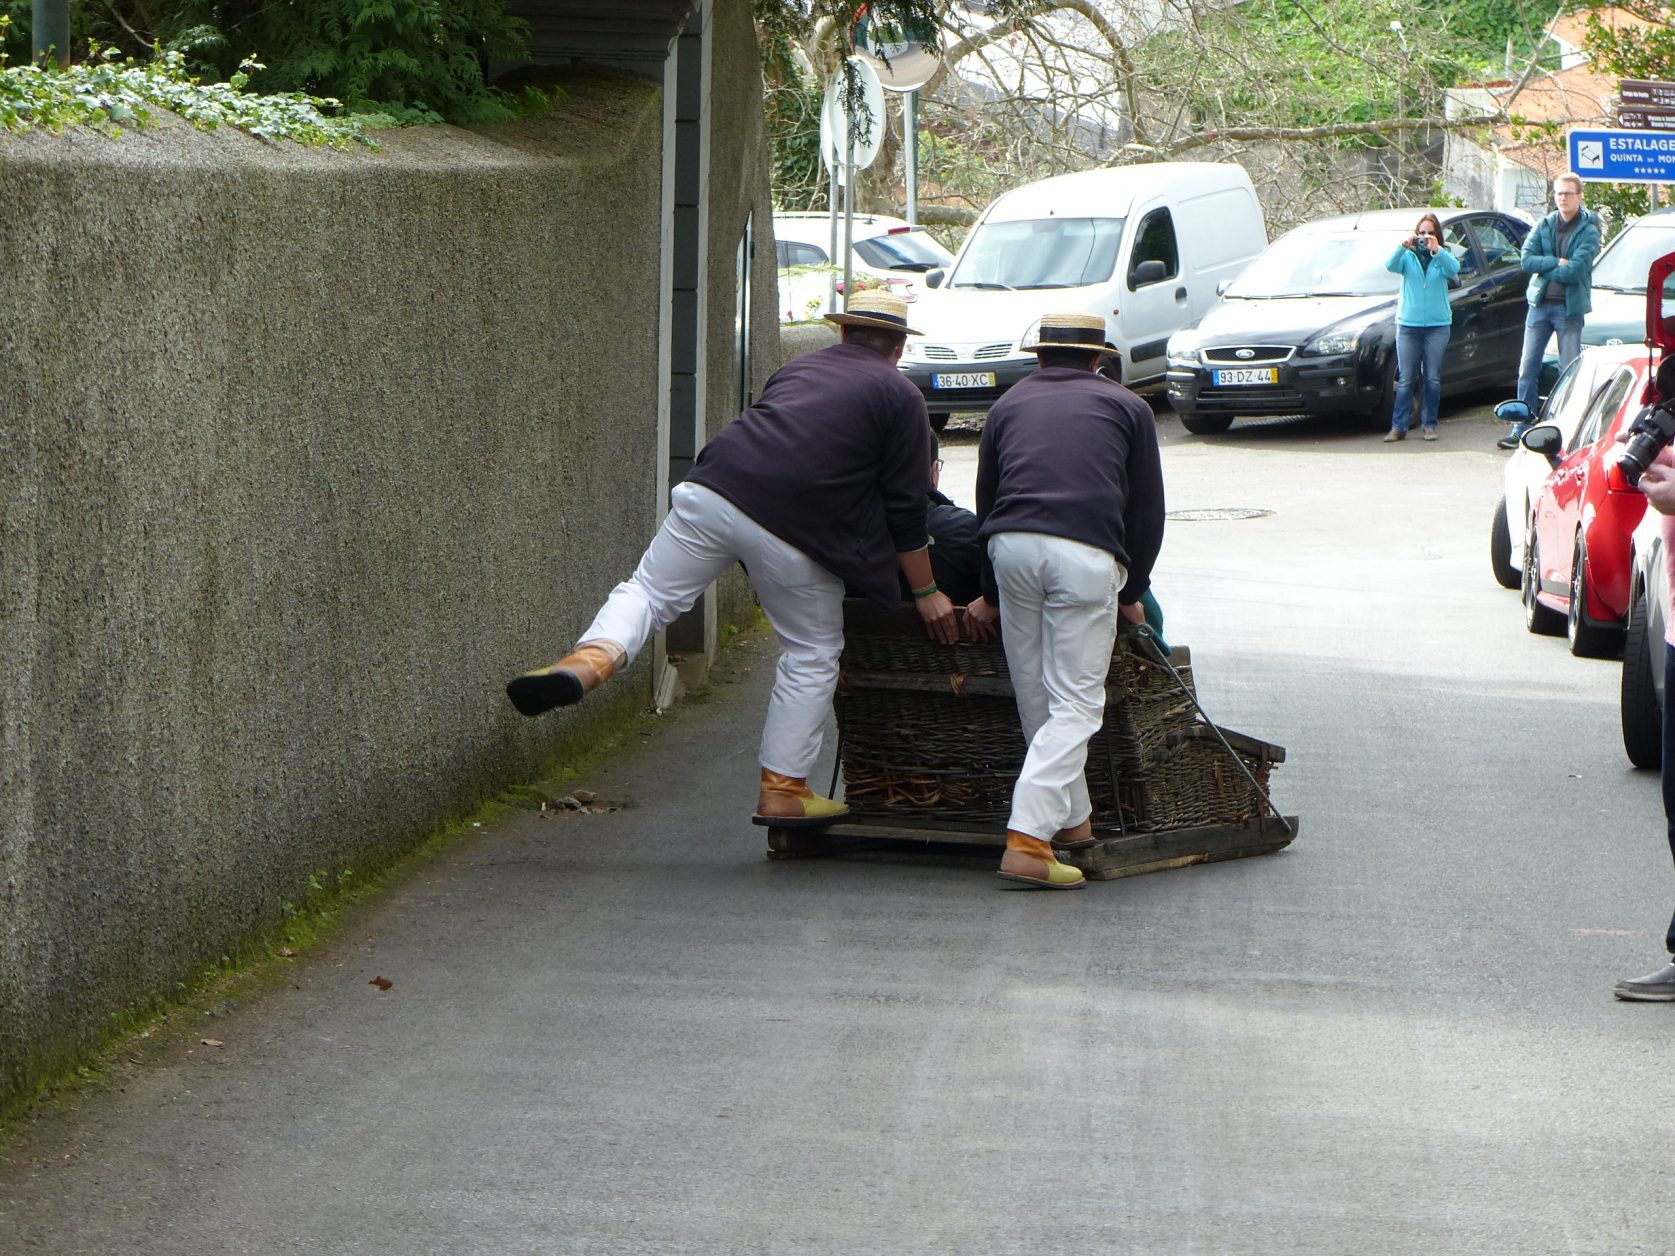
[1022,313,1114,355]
[824,289,923,336]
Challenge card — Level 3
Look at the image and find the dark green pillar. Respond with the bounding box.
[32,0,70,65]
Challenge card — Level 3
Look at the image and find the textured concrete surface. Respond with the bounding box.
[3,395,1674,1253]
[0,52,777,1109]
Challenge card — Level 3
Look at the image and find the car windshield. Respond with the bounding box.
[855,230,953,271]
[1592,222,1675,292]
[948,217,1125,290]
[1225,228,1406,298]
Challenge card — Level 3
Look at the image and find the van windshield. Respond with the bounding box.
[949,217,1125,290]
[1226,229,1404,298]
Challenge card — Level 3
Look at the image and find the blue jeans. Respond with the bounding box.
[1515,302,1584,424]
[1392,324,1450,431]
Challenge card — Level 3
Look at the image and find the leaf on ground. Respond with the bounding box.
[369,976,393,991]
[200,1038,224,1048]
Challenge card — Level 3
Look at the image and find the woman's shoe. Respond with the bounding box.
[1382,428,1405,442]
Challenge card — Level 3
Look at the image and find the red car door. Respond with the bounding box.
[1535,369,1634,607]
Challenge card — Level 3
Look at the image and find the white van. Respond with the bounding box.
[899,162,1266,416]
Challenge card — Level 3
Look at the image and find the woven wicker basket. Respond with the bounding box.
[834,601,1277,834]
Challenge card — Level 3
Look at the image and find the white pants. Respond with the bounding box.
[581,481,845,779]
[990,532,1126,840]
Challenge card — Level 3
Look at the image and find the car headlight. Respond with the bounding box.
[1302,329,1360,356]
[1166,329,1201,365]
[901,340,923,360]
[1016,320,1041,354]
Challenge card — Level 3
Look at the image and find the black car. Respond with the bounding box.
[1165,208,1531,434]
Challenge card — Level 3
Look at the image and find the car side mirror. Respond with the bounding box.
[1132,259,1167,287]
[1522,423,1564,466]
[925,268,945,290]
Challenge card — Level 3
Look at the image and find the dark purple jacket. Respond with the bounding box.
[975,367,1165,604]
[688,342,931,608]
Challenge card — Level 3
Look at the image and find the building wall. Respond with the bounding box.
[0,54,773,1109]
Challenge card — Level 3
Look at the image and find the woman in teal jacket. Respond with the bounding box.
[1382,212,1460,441]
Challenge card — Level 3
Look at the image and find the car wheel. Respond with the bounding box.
[1180,413,1235,436]
[1523,524,1565,636]
[1566,533,1625,658]
[1621,587,1662,769]
[1490,494,1519,590]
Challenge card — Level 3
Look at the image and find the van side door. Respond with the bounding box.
[1120,205,1187,383]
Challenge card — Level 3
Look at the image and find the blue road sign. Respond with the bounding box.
[1570,128,1675,182]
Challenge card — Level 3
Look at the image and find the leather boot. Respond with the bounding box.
[752,769,850,828]
[997,831,1085,890]
[506,641,625,717]
[1051,817,1097,851]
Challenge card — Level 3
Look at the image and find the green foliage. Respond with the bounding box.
[0,0,539,124]
[0,16,373,145]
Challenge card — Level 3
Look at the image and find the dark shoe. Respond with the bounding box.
[1382,428,1405,443]
[1496,433,1521,450]
[1614,960,1675,1001]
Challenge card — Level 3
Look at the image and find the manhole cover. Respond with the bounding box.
[1166,507,1273,521]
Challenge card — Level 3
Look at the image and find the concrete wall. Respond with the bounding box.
[0,55,776,1109]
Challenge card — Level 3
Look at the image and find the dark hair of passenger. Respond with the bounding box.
[844,326,908,356]
[1037,347,1104,371]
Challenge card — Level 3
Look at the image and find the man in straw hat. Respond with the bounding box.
[965,313,1165,889]
[506,289,958,830]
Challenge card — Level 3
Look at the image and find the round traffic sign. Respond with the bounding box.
[819,57,887,184]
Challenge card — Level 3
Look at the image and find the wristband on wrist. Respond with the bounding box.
[911,581,939,600]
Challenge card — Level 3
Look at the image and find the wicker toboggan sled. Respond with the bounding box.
[763,600,1298,881]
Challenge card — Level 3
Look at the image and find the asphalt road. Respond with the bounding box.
[5,394,1675,1255]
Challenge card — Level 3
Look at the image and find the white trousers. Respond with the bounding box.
[581,481,845,779]
[990,532,1126,840]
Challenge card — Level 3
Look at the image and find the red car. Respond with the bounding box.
[1523,351,1653,656]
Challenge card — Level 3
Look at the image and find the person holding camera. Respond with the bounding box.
[1615,375,1675,1000]
[1499,173,1602,450]
[1381,213,1460,442]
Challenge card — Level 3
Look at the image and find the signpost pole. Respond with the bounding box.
[844,103,856,305]
[904,91,919,226]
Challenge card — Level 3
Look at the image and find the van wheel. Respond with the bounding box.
[1180,414,1235,435]
[1622,588,1662,768]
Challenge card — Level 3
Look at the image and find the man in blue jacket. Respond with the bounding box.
[1500,172,1603,449]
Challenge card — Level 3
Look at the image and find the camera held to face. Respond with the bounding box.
[1617,357,1675,487]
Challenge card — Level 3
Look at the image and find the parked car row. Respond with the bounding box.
[1483,241,1675,776]
[773,211,953,324]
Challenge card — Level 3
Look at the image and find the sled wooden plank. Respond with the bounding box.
[1067,816,1298,881]
[766,815,1298,879]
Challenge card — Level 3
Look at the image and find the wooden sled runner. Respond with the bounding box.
[764,600,1298,881]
